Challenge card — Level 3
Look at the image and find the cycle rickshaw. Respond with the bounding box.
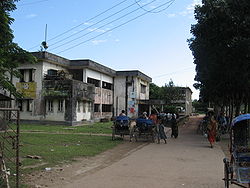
[112,116,131,141]
[223,114,250,188]
[134,118,156,142]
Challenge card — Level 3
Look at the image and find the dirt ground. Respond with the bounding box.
[24,116,230,188]
[24,140,147,188]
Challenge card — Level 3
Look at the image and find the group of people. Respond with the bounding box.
[119,110,178,144]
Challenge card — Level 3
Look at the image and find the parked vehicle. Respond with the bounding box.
[112,116,131,141]
[134,118,156,142]
[223,114,250,188]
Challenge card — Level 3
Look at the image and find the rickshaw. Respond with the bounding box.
[134,118,155,142]
[223,114,250,188]
[112,116,131,140]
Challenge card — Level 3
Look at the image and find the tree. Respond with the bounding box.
[188,0,250,116]
[149,80,182,107]
[0,0,36,98]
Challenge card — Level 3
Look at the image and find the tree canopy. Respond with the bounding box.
[188,0,250,115]
[0,0,36,97]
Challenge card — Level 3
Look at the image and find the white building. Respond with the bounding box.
[9,52,152,125]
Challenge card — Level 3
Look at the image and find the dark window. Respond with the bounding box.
[58,100,63,112]
[102,81,112,90]
[29,69,33,82]
[27,100,32,112]
[94,104,100,112]
[87,77,100,87]
[47,69,57,76]
[140,84,146,94]
[48,100,53,112]
[102,104,112,112]
[19,69,25,82]
[18,100,23,111]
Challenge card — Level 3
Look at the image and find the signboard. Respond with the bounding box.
[16,82,37,99]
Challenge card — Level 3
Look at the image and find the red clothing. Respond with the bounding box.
[149,114,158,124]
[207,117,217,144]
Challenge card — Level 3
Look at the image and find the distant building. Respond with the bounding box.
[114,71,152,117]
[172,87,193,116]
[9,52,151,125]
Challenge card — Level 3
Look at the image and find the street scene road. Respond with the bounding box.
[43,116,227,188]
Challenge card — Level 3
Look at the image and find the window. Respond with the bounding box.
[19,70,25,82]
[27,100,32,112]
[58,100,63,112]
[29,69,34,82]
[82,102,86,112]
[94,104,100,112]
[102,81,112,90]
[102,104,112,112]
[87,77,100,87]
[77,101,81,112]
[48,100,53,112]
[17,100,23,111]
[140,84,146,94]
[47,69,57,76]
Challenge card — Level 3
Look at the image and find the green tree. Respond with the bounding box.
[0,0,36,97]
[188,0,250,116]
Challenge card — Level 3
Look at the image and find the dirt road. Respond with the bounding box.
[29,116,227,188]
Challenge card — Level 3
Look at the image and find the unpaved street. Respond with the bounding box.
[43,116,226,188]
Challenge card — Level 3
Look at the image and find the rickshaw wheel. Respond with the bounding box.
[223,158,230,188]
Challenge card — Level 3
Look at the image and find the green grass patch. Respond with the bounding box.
[19,122,113,134]
[19,133,121,173]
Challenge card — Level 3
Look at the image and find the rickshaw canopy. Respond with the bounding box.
[231,114,250,126]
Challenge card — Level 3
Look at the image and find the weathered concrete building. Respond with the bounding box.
[114,71,152,118]
[11,52,152,125]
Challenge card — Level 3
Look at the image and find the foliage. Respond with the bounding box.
[149,80,183,104]
[188,0,250,115]
[0,0,36,97]
[192,99,207,113]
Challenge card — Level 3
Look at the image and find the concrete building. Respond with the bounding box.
[173,87,193,116]
[114,71,152,118]
[10,52,151,124]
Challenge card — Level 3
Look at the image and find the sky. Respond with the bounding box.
[11,0,202,100]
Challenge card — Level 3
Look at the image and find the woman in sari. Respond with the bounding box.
[207,111,217,148]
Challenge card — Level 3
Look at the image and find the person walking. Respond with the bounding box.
[207,111,217,148]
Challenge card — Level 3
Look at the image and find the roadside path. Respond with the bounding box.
[47,116,226,188]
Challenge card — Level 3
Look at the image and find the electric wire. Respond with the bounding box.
[48,0,146,49]
[153,66,195,79]
[134,0,170,13]
[49,0,159,51]
[56,0,175,54]
[18,0,49,6]
[28,0,130,50]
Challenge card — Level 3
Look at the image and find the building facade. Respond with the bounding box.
[10,52,151,124]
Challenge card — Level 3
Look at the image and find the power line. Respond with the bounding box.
[18,0,49,6]
[28,0,130,50]
[134,0,171,13]
[48,0,144,49]
[153,66,195,79]
[49,0,159,51]
[56,0,175,54]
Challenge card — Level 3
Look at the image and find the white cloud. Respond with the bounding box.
[114,39,120,42]
[25,14,37,19]
[91,39,107,45]
[180,0,202,17]
[167,13,176,18]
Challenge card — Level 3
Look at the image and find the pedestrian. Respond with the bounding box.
[142,111,148,119]
[207,111,217,148]
[171,113,178,138]
[157,117,167,144]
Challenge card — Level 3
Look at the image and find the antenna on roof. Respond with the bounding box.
[41,24,48,51]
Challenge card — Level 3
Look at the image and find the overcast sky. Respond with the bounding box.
[11,0,202,99]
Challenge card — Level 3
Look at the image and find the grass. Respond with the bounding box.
[19,121,113,134]
[19,133,121,173]
[0,121,122,188]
